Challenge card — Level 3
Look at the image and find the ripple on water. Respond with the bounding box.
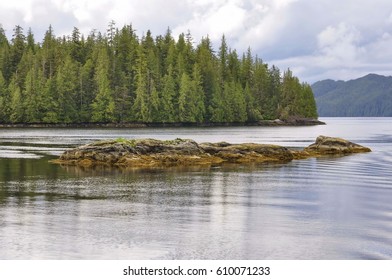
[1,121,392,259]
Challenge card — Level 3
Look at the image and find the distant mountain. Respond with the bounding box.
[311,74,392,117]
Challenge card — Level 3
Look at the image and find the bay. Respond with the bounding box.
[0,118,391,259]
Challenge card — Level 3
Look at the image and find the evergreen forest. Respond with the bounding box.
[0,23,318,124]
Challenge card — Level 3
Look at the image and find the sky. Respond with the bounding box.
[1,0,392,83]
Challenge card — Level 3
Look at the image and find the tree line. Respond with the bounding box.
[0,22,318,124]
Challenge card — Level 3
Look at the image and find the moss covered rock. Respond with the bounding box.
[304,135,371,155]
[51,136,371,168]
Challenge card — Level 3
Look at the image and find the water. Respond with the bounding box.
[0,118,391,259]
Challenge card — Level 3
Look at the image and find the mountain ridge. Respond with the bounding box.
[311,73,392,117]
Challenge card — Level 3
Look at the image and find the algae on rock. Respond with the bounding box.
[51,136,371,169]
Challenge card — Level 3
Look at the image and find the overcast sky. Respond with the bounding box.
[1,0,392,83]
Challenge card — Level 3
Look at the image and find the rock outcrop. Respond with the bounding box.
[304,135,372,154]
[51,136,371,168]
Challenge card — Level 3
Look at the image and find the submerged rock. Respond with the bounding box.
[51,136,371,168]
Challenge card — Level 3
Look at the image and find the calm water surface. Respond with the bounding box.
[0,118,391,259]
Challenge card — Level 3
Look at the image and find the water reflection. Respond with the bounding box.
[2,155,390,259]
[1,119,392,259]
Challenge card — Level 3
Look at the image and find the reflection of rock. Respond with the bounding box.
[50,136,371,168]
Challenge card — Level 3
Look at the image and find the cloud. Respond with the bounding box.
[316,23,364,66]
[258,0,392,82]
[269,21,392,83]
[1,0,392,82]
[171,0,247,44]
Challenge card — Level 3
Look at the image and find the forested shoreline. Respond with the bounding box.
[0,22,318,124]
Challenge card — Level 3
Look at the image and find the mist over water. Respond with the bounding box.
[0,118,391,259]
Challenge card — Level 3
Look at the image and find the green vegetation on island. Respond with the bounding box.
[0,22,318,124]
[312,73,392,117]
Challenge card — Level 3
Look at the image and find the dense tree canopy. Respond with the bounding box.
[0,23,318,124]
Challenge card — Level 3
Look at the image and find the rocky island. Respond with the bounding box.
[51,136,371,169]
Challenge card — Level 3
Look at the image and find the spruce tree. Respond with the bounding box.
[91,48,115,122]
[196,37,218,121]
[9,76,24,123]
[178,72,193,122]
[160,65,176,122]
[232,81,247,122]
[0,71,9,122]
[42,25,57,79]
[56,55,79,122]
[10,25,25,76]
[132,44,149,122]
[41,77,59,123]
[112,25,138,122]
[24,68,40,122]
[79,58,95,122]
[191,63,206,122]
[0,27,12,83]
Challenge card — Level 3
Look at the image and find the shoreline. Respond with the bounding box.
[0,118,325,129]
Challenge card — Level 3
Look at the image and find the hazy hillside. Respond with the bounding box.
[311,74,392,117]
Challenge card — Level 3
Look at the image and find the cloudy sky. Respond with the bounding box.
[1,0,392,83]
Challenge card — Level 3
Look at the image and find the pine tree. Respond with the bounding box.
[42,25,57,79]
[10,25,26,76]
[56,55,79,122]
[175,34,187,79]
[244,82,261,121]
[218,35,229,83]
[91,47,115,122]
[210,86,225,122]
[0,26,12,83]
[159,28,176,74]
[300,83,318,118]
[132,44,149,122]
[150,84,160,122]
[0,70,9,122]
[221,81,234,122]
[160,65,176,122]
[191,63,206,122]
[228,49,241,82]
[210,34,231,122]
[178,65,206,123]
[26,28,35,53]
[79,58,95,122]
[280,68,310,119]
[24,68,41,122]
[9,76,24,123]
[112,25,138,122]
[41,77,59,123]
[70,27,83,63]
[196,36,218,121]
[231,82,247,122]
[20,48,47,123]
[178,72,194,122]
[241,47,253,87]
[265,65,281,119]
[107,20,116,48]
